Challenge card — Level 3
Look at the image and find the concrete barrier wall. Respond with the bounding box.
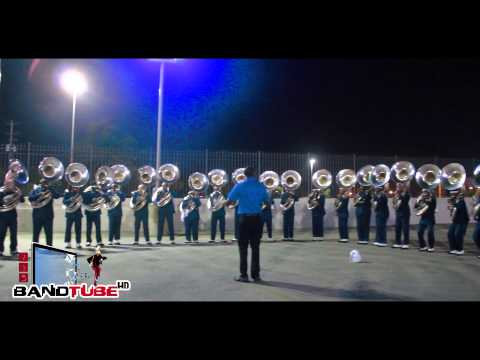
[14,197,477,236]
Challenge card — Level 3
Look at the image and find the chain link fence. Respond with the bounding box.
[1,143,478,198]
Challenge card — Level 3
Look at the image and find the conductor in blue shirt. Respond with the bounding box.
[226,167,268,283]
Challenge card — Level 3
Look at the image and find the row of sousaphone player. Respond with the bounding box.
[0,157,480,256]
[304,161,480,256]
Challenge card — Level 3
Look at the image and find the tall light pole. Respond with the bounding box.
[60,69,87,163]
[309,158,316,179]
[148,59,180,187]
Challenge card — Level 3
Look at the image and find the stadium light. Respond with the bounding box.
[60,69,88,163]
[148,59,182,187]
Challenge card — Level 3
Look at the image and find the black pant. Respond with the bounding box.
[65,217,82,244]
[211,211,225,240]
[238,215,262,279]
[261,210,272,238]
[33,216,53,246]
[86,212,102,244]
[418,218,435,249]
[356,213,369,242]
[109,215,122,242]
[185,216,199,241]
[283,211,294,239]
[312,213,324,237]
[134,215,150,243]
[448,223,468,251]
[0,214,17,253]
[395,214,410,245]
[474,222,480,249]
[158,210,174,241]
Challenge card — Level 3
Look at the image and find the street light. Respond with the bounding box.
[60,69,87,163]
[148,59,181,187]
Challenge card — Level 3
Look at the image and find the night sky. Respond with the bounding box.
[0,58,479,157]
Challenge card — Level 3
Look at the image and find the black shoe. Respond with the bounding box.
[235,276,249,283]
[132,242,139,246]
[97,243,104,248]
[10,250,19,257]
[252,277,263,283]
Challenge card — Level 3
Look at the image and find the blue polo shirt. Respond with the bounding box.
[227,177,268,215]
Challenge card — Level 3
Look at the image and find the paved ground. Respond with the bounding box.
[1,226,480,301]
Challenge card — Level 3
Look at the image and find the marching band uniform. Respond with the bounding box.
[29,181,61,246]
[131,186,151,244]
[210,199,226,243]
[82,186,104,246]
[355,187,371,244]
[281,190,298,241]
[373,189,389,247]
[394,189,411,249]
[0,188,24,256]
[473,193,480,258]
[447,192,469,255]
[311,190,326,240]
[63,187,83,248]
[182,192,201,243]
[261,191,274,240]
[417,191,436,252]
[105,186,126,245]
[154,184,176,244]
[336,191,350,242]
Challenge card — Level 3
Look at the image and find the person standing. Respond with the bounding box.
[131,184,151,245]
[261,190,274,241]
[373,186,389,247]
[354,187,371,245]
[281,189,298,241]
[63,185,83,249]
[181,191,201,244]
[473,188,480,259]
[105,184,126,246]
[29,179,61,246]
[226,167,268,283]
[310,189,326,240]
[0,182,24,257]
[336,188,350,242]
[416,189,437,252]
[208,197,227,244]
[393,183,411,249]
[82,185,104,247]
[153,182,175,245]
[87,246,107,286]
[447,189,469,256]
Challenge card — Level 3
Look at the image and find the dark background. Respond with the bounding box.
[0,58,479,157]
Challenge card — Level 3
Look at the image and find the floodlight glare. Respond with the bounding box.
[60,69,87,96]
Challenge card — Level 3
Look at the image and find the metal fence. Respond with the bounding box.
[1,143,479,197]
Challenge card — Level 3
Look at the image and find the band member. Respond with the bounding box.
[131,184,151,245]
[63,185,83,249]
[281,189,298,241]
[0,182,24,257]
[447,189,469,256]
[105,184,126,246]
[261,190,274,241]
[393,183,411,249]
[29,179,61,246]
[82,185,104,247]
[354,186,371,245]
[336,188,350,242]
[310,189,326,240]
[87,246,107,286]
[153,182,175,245]
[180,191,201,244]
[373,186,389,247]
[473,189,480,259]
[416,189,437,252]
[209,196,226,244]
